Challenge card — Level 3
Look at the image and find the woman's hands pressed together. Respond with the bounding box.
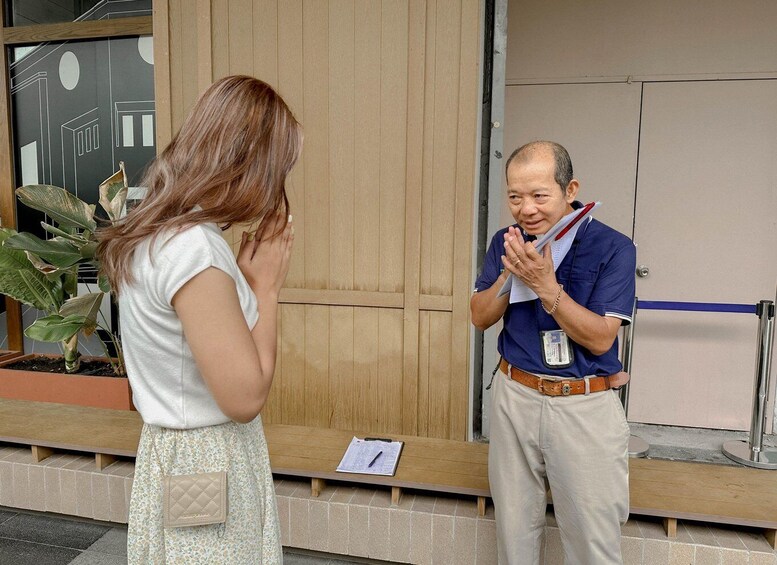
[238,214,294,299]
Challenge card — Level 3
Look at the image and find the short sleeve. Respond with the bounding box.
[151,226,241,308]
[474,229,506,292]
[586,240,636,325]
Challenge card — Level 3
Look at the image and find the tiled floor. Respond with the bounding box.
[0,509,365,565]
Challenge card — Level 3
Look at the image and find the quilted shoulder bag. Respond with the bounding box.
[151,428,236,529]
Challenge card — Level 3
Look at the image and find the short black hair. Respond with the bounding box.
[504,140,573,190]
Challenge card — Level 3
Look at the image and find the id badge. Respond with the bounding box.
[540,330,574,369]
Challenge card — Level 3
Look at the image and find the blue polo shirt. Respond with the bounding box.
[474,211,636,378]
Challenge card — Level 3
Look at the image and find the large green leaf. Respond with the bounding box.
[4,232,82,268]
[98,163,128,222]
[40,223,88,244]
[16,185,97,231]
[60,292,103,335]
[0,229,61,311]
[25,314,87,342]
[98,274,112,293]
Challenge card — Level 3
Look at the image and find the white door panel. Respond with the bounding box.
[629,80,777,430]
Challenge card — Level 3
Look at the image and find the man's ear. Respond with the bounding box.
[565,179,580,203]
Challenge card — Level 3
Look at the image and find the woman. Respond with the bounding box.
[98,75,302,563]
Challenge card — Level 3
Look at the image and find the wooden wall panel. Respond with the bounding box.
[155,0,481,439]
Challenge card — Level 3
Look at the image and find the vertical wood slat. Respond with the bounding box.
[429,0,461,297]
[168,0,184,133]
[152,0,173,147]
[196,0,213,93]
[353,308,378,431]
[211,0,230,80]
[353,0,381,292]
[280,304,306,424]
[428,311,452,438]
[328,0,355,290]
[0,5,23,351]
[401,0,427,435]
[377,309,404,435]
[302,0,330,290]
[253,0,278,85]
[229,0,254,77]
[304,304,329,427]
[378,1,408,293]
[277,0,305,288]
[417,311,431,436]
[179,1,200,116]
[328,306,354,430]
[449,0,480,440]
[419,0,437,296]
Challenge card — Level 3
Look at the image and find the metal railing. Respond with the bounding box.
[619,298,776,469]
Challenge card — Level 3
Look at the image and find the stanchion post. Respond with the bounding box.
[722,300,777,469]
[620,296,649,458]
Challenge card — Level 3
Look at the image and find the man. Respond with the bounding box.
[471,141,635,564]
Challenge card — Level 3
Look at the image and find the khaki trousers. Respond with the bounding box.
[488,370,630,565]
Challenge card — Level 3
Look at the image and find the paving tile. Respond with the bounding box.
[454,516,477,565]
[409,511,432,565]
[27,465,45,512]
[411,493,436,514]
[712,526,748,550]
[348,505,369,558]
[274,479,300,497]
[393,491,415,511]
[621,518,642,538]
[327,502,349,555]
[367,506,390,561]
[475,518,497,565]
[0,509,16,526]
[0,513,109,550]
[369,488,392,508]
[431,514,455,565]
[749,553,777,565]
[432,496,458,517]
[544,526,564,565]
[0,461,13,506]
[59,468,78,515]
[75,470,94,518]
[12,462,30,508]
[44,465,62,514]
[621,536,643,565]
[86,527,128,556]
[694,545,722,564]
[0,537,81,565]
[108,475,127,523]
[276,494,290,546]
[308,500,329,552]
[69,550,128,564]
[643,539,670,565]
[91,472,111,521]
[686,522,721,547]
[739,529,776,553]
[288,497,310,548]
[328,485,356,504]
[454,498,479,518]
[668,542,695,565]
[389,509,411,564]
[348,487,375,507]
[720,548,749,565]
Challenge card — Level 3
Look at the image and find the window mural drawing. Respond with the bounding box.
[4,0,153,354]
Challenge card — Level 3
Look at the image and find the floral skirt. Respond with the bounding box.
[127,416,282,564]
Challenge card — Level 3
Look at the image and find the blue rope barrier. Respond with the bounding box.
[636,300,757,315]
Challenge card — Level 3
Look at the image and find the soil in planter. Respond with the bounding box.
[4,357,122,377]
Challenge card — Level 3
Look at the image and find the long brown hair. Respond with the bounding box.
[98,75,302,292]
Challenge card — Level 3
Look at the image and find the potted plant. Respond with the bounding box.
[0,164,132,410]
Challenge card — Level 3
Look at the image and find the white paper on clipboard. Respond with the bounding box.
[497,202,601,304]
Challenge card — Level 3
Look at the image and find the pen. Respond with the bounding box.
[367,450,383,468]
[553,201,596,242]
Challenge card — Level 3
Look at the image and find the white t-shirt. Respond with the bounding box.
[120,222,259,429]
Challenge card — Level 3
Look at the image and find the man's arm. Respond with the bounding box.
[470,269,511,331]
[501,225,625,355]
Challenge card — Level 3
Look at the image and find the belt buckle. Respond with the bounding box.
[537,377,571,396]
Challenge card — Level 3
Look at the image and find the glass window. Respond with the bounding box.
[5,0,150,27]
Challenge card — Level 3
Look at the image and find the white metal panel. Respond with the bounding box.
[629,80,777,430]
[506,0,777,83]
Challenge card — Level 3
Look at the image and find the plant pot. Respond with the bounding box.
[0,354,134,411]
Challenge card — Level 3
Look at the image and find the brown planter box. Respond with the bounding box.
[0,354,134,411]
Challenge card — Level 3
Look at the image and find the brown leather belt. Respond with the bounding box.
[499,359,629,397]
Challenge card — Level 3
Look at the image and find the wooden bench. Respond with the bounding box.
[0,398,775,547]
